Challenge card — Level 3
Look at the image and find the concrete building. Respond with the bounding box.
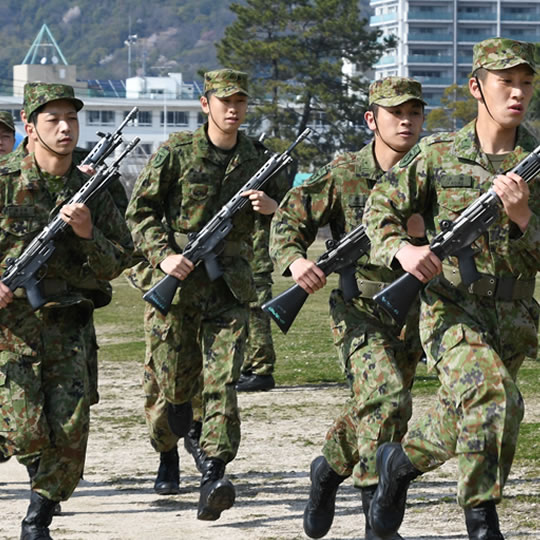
[369,0,540,108]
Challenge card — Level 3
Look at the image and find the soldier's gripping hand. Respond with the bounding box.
[289,257,327,294]
[160,254,195,281]
[493,172,531,233]
[0,281,14,309]
[241,189,278,215]
[60,203,93,239]
[395,244,442,283]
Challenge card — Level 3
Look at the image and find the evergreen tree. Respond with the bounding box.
[425,83,477,133]
[216,0,394,169]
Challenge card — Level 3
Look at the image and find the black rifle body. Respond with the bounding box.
[374,144,540,328]
[262,224,371,333]
[143,129,311,316]
[1,138,140,309]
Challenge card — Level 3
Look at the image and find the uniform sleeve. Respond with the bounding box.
[125,145,178,268]
[269,164,341,276]
[78,189,134,280]
[364,146,430,269]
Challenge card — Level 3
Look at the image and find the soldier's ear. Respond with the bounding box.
[200,95,210,114]
[364,110,376,131]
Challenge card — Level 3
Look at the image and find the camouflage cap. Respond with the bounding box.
[23,82,84,120]
[204,69,249,98]
[369,77,426,107]
[472,37,537,73]
[0,110,14,132]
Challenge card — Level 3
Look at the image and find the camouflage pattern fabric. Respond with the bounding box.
[242,214,276,375]
[364,120,540,507]
[270,142,423,487]
[369,77,426,107]
[0,154,133,501]
[472,37,537,73]
[204,69,249,97]
[23,81,83,119]
[126,124,279,462]
[0,110,15,132]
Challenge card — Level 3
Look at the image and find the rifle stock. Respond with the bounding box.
[262,285,309,334]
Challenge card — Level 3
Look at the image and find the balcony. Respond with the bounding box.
[408,54,453,64]
[375,55,397,66]
[408,9,452,20]
[408,32,453,42]
[412,76,453,86]
[457,11,497,21]
[370,13,398,24]
[501,12,540,22]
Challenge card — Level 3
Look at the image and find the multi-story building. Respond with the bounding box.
[369,0,540,109]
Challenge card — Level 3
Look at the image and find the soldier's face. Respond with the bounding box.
[0,125,15,156]
[29,100,79,155]
[201,92,248,134]
[471,65,534,129]
[367,100,424,153]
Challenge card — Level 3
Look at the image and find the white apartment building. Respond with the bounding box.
[369,0,540,108]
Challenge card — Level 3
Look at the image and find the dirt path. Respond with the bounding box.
[1,357,539,540]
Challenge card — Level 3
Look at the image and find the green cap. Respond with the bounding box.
[472,37,537,73]
[0,111,14,132]
[369,77,426,107]
[24,82,84,120]
[203,69,249,97]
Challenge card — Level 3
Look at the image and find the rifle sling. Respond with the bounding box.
[171,232,247,257]
[442,264,535,301]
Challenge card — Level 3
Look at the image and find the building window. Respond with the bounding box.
[87,110,115,126]
[197,112,206,126]
[160,111,189,127]
[124,110,152,126]
[134,143,153,157]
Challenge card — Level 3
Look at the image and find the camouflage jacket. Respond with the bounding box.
[126,124,280,304]
[271,141,408,286]
[364,120,540,282]
[0,153,133,351]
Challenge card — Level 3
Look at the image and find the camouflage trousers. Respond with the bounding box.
[242,272,276,376]
[0,304,91,501]
[322,290,421,487]
[403,285,538,508]
[143,275,248,463]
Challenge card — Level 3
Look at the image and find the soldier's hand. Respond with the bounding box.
[493,172,531,233]
[241,189,278,215]
[78,164,96,176]
[395,243,442,283]
[60,203,93,239]
[289,257,326,294]
[0,281,14,309]
[160,254,195,281]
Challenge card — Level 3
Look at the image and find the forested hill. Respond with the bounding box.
[0,0,237,89]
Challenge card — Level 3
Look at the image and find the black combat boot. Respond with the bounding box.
[20,491,57,540]
[303,456,348,539]
[154,446,180,495]
[464,501,505,540]
[184,420,206,472]
[197,457,235,521]
[26,461,61,516]
[361,485,403,540]
[167,402,193,438]
[236,372,275,392]
[368,443,421,539]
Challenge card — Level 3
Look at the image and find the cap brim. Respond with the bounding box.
[374,95,427,107]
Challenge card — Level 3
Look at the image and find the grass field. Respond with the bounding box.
[94,238,540,469]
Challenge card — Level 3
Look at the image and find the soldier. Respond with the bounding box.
[0,82,133,540]
[125,68,283,520]
[0,110,16,155]
[270,77,426,539]
[364,38,538,539]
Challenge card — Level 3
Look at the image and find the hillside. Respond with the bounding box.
[0,0,237,89]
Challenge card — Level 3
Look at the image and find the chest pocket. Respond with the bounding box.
[179,182,218,229]
[0,205,44,238]
[346,194,368,225]
[436,175,480,219]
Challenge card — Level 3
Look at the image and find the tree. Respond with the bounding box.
[216,0,394,170]
[425,83,477,133]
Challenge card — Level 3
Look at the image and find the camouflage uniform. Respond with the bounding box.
[126,88,280,463]
[364,39,539,508]
[0,83,133,503]
[271,78,426,488]
[0,110,15,132]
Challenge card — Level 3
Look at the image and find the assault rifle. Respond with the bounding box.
[1,137,140,310]
[81,107,139,168]
[262,225,370,334]
[142,129,311,316]
[373,144,540,328]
